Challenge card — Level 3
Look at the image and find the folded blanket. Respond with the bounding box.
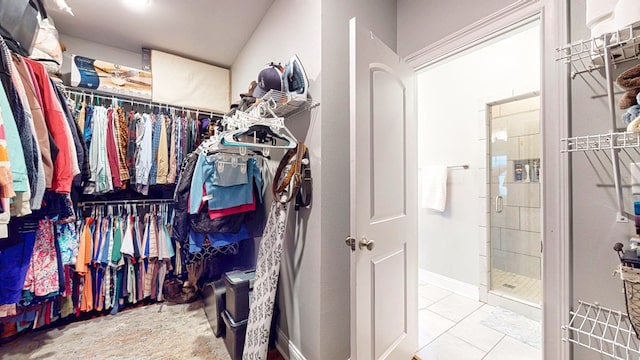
[617,64,640,89]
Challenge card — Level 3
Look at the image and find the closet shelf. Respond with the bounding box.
[259,90,319,118]
[561,132,640,153]
[556,25,640,79]
[556,23,640,221]
[562,300,640,360]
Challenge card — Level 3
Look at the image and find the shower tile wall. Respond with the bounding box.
[490,96,541,281]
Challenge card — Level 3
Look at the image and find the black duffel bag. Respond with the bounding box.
[0,0,46,56]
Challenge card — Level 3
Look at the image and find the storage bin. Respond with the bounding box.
[202,279,226,338]
[222,309,248,360]
[223,269,256,321]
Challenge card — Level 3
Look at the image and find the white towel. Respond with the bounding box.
[632,163,640,195]
[421,165,448,212]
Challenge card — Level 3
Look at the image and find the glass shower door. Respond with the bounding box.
[489,95,542,306]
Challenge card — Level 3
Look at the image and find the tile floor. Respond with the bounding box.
[490,268,542,305]
[417,281,541,359]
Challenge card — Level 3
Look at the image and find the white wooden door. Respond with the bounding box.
[348,18,417,360]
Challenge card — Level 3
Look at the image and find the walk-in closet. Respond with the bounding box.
[0,1,318,359]
[4,1,640,360]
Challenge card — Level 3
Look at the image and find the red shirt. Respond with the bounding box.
[24,58,74,193]
[105,108,122,188]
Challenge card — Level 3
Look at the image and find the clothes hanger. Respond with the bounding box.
[221,124,296,149]
[220,107,296,149]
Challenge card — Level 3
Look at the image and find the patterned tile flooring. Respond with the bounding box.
[417,281,541,359]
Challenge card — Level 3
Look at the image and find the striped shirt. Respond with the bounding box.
[148,115,162,186]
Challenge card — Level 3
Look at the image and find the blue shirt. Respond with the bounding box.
[189,155,262,214]
[188,225,250,253]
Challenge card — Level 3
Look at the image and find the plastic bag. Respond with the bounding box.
[43,0,73,16]
[30,15,62,74]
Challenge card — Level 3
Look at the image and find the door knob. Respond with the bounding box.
[359,237,375,251]
[345,236,356,251]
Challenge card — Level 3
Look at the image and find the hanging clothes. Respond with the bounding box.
[105,108,122,189]
[155,115,169,184]
[51,80,89,196]
[125,111,137,181]
[24,58,77,194]
[0,226,36,305]
[0,38,37,208]
[0,112,14,197]
[86,106,112,194]
[76,101,86,135]
[65,203,177,314]
[166,115,178,184]
[10,56,45,210]
[0,78,28,196]
[11,54,53,191]
[134,113,153,194]
[23,218,60,298]
[188,154,262,214]
[115,107,130,184]
[148,114,162,186]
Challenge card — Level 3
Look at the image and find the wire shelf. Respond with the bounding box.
[260,89,319,118]
[555,26,640,78]
[561,132,640,152]
[562,301,640,359]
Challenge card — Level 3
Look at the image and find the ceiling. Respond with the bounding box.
[46,0,275,68]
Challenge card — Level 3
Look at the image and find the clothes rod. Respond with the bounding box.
[64,87,223,117]
[78,199,174,206]
[447,165,469,170]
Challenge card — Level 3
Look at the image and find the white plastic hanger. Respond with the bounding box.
[220,104,296,150]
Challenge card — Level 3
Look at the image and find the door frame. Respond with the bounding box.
[405,1,570,359]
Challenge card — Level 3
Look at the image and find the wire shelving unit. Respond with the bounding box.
[556,26,640,223]
[563,301,640,359]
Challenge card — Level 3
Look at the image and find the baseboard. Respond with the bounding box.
[277,328,307,360]
[419,269,479,301]
[487,291,541,322]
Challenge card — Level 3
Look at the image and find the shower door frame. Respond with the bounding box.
[485,92,543,321]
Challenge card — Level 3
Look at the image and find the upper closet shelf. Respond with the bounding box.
[561,131,640,152]
[259,89,319,118]
[556,26,640,79]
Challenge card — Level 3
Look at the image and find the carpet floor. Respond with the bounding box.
[0,300,232,360]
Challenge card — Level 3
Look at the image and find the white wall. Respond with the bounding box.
[231,1,322,359]
[417,23,540,293]
[396,0,517,58]
[234,1,397,359]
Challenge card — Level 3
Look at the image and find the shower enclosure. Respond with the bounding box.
[488,94,542,306]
